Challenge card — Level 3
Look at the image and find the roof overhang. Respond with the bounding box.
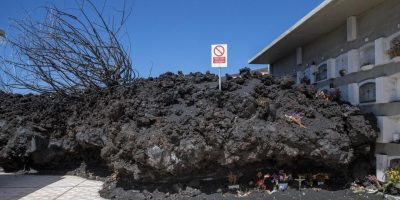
[249,0,385,65]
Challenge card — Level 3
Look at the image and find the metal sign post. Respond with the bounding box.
[218,67,222,90]
[211,44,227,91]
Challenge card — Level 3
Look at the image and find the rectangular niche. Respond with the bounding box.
[387,31,400,61]
[336,53,348,77]
[397,78,400,101]
[315,63,327,82]
[390,157,400,168]
[359,82,376,103]
[359,43,375,70]
[376,155,400,182]
[304,66,315,84]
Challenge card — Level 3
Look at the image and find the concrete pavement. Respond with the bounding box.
[0,172,105,200]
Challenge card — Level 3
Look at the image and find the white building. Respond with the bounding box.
[249,0,400,181]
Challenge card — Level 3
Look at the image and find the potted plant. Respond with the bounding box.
[339,69,347,77]
[255,172,266,190]
[387,39,400,61]
[313,173,329,186]
[384,167,400,194]
[277,170,291,191]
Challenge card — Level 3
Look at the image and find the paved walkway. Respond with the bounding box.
[0,172,105,200]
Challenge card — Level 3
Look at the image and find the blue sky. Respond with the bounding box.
[0,0,323,77]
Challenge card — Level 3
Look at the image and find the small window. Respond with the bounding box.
[359,45,375,66]
[359,82,376,103]
[315,64,327,82]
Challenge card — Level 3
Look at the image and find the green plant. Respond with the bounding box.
[387,39,400,59]
[386,167,400,183]
[383,167,400,194]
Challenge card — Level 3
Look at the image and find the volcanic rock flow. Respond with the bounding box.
[0,68,377,198]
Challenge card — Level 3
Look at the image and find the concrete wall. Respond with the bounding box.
[270,50,297,76]
[315,61,400,89]
[270,0,400,76]
[267,0,400,180]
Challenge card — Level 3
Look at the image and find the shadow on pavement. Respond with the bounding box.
[0,173,64,200]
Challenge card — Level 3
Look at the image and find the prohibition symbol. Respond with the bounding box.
[211,43,227,68]
[213,45,225,57]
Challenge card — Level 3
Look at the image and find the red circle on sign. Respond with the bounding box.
[213,45,225,57]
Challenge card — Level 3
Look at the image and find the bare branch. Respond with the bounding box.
[0,0,136,96]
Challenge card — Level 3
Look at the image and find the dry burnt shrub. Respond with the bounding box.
[0,0,136,96]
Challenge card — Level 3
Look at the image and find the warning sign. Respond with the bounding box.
[211,44,227,68]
